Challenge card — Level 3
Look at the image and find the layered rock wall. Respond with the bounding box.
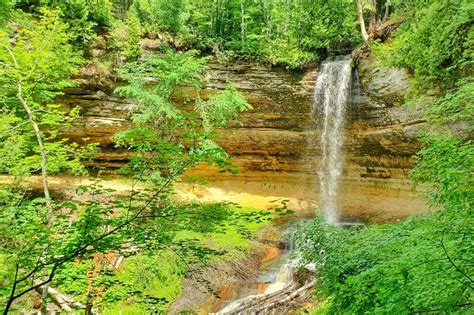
[58,54,428,222]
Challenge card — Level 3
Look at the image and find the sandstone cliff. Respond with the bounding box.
[57,49,428,222]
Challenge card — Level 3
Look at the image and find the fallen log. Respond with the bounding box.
[213,278,315,314]
[35,283,86,312]
[369,17,403,42]
[255,280,315,312]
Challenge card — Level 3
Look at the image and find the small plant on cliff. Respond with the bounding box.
[113,49,252,187]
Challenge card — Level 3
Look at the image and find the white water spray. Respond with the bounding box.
[313,56,352,224]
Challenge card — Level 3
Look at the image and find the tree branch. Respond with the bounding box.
[4,160,192,313]
[440,237,474,288]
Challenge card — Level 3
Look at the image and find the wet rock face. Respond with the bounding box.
[59,54,428,221]
[349,57,425,165]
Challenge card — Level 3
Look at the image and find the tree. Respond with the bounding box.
[0,9,93,313]
[121,0,359,67]
[356,0,369,42]
[354,0,394,43]
[0,12,251,312]
[112,0,134,20]
[113,49,252,188]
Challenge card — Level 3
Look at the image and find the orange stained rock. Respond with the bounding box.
[218,285,233,299]
[257,282,269,293]
[261,247,279,264]
[210,285,237,312]
[33,299,42,309]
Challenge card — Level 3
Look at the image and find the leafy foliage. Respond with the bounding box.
[114,49,251,186]
[49,203,273,313]
[129,0,190,35]
[10,0,114,48]
[6,0,363,67]
[108,12,142,59]
[412,135,473,213]
[0,9,92,176]
[197,84,252,132]
[0,9,255,312]
[374,0,473,90]
[109,0,360,67]
[0,0,472,313]
[0,0,16,28]
[425,79,474,128]
[296,215,473,313]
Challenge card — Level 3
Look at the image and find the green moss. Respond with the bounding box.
[98,252,185,312]
[102,302,150,315]
[174,205,273,259]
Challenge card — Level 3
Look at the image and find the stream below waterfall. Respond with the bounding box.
[212,219,314,314]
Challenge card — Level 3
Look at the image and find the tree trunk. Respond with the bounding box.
[240,1,245,44]
[368,0,381,33]
[356,0,369,43]
[285,0,290,44]
[17,84,54,315]
[35,284,87,312]
[16,84,53,221]
[219,0,226,37]
[6,47,54,315]
[383,0,391,21]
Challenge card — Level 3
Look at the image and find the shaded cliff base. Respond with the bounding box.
[187,168,428,223]
[2,170,428,223]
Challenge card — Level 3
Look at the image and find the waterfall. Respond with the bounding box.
[313,56,352,224]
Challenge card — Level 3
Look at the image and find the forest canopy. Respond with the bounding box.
[0,0,389,67]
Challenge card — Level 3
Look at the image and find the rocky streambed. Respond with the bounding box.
[209,220,314,315]
[167,213,315,315]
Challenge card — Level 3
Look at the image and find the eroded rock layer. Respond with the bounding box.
[58,54,428,222]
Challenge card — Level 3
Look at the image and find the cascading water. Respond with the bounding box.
[313,56,352,224]
[212,223,307,314]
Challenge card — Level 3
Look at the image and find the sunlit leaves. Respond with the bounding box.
[412,135,473,214]
[114,49,250,187]
[197,84,252,132]
[425,79,474,128]
[0,10,100,310]
[0,9,82,104]
[296,216,474,313]
[0,9,93,177]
